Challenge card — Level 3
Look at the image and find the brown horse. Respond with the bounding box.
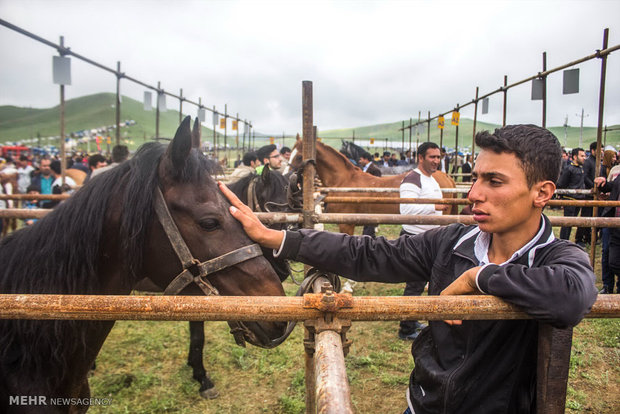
[288,138,457,235]
[0,117,287,413]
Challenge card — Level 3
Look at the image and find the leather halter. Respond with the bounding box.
[153,186,263,296]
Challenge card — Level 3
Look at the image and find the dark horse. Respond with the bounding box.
[155,165,299,399]
[0,117,287,413]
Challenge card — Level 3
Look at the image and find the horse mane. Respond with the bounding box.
[318,141,362,173]
[0,142,218,384]
[227,173,256,205]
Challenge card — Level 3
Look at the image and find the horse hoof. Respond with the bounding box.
[200,387,219,399]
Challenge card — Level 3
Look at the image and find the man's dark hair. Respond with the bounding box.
[475,125,562,188]
[111,145,129,163]
[417,142,440,159]
[383,151,390,157]
[360,152,372,161]
[88,154,107,169]
[242,152,258,166]
[26,184,41,193]
[50,160,61,175]
[256,144,277,162]
[572,147,584,158]
[280,146,291,155]
[19,154,28,162]
[589,142,597,152]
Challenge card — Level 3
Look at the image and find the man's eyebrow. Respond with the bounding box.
[471,171,509,180]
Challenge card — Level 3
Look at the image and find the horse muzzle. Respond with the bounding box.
[228,320,288,349]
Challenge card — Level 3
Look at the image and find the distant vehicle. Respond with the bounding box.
[0,145,31,159]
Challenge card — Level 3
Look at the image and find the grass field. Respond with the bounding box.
[86,216,619,413]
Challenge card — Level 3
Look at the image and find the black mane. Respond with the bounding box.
[0,142,218,384]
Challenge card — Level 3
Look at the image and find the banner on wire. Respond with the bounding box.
[451,111,460,126]
[438,116,445,129]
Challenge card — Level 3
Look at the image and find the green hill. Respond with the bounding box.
[1,93,618,154]
[0,93,228,151]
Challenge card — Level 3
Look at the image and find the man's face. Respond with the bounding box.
[417,148,441,175]
[468,150,538,235]
[358,157,369,167]
[282,151,291,161]
[265,150,282,169]
[383,154,390,161]
[562,152,568,161]
[95,161,107,169]
[573,150,586,165]
[40,159,51,176]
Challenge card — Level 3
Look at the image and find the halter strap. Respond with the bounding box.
[154,186,263,296]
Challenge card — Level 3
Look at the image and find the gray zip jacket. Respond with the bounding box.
[276,214,597,413]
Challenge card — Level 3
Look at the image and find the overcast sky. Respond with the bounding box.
[1,0,619,135]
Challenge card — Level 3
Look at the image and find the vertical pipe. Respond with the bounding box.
[454,104,460,174]
[408,118,412,158]
[502,75,507,127]
[224,104,228,168]
[590,28,609,265]
[115,61,121,146]
[179,88,183,124]
[155,81,161,139]
[401,121,405,154]
[242,119,246,153]
[542,52,547,128]
[427,111,430,142]
[314,330,354,414]
[472,87,479,166]
[416,111,421,150]
[237,113,241,163]
[302,81,316,414]
[212,105,217,160]
[58,36,66,184]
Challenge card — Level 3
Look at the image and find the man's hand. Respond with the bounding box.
[435,203,451,213]
[594,176,607,187]
[440,266,482,325]
[218,181,284,249]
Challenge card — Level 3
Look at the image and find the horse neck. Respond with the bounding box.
[315,143,358,187]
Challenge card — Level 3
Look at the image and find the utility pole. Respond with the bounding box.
[576,108,589,148]
[563,115,569,147]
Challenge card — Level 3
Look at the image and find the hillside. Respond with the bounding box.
[1,93,619,152]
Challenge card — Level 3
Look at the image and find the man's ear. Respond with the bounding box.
[533,180,555,208]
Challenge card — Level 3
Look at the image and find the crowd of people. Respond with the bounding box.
[0,146,129,231]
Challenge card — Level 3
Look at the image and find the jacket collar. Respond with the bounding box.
[453,214,555,267]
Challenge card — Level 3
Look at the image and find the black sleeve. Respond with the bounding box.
[279,227,445,284]
[477,241,598,328]
[556,167,569,189]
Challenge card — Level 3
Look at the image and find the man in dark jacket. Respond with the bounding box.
[220,124,597,414]
[556,147,587,244]
[580,141,599,244]
[594,174,620,293]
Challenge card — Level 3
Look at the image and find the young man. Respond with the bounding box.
[358,152,382,177]
[398,142,451,340]
[556,147,587,245]
[220,124,597,414]
[255,144,282,174]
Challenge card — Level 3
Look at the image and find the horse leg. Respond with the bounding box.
[338,223,356,236]
[188,321,219,399]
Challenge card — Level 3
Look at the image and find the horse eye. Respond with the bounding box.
[199,218,220,231]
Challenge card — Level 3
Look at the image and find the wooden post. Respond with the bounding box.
[542,52,547,128]
[536,324,573,414]
[179,88,183,124]
[472,87,479,165]
[502,75,508,127]
[58,36,66,184]
[115,61,122,146]
[155,81,161,139]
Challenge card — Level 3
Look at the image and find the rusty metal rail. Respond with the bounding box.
[0,293,617,321]
[6,209,620,228]
[323,196,620,208]
[319,187,594,195]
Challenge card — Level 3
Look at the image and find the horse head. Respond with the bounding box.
[142,116,287,348]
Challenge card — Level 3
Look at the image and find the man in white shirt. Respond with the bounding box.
[398,142,450,340]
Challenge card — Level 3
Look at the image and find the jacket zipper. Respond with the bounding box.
[441,352,467,414]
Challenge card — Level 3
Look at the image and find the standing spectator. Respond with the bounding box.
[390,152,399,166]
[15,155,34,194]
[229,152,259,183]
[91,145,129,179]
[83,154,107,184]
[358,152,382,237]
[594,174,620,293]
[598,150,617,294]
[581,142,600,244]
[30,157,55,209]
[358,152,382,177]
[461,154,472,182]
[398,142,451,340]
[380,151,391,167]
[561,149,571,174]
[274,146,292,172]
[557,147,587,246]
[22,184,41,227]
[255,144,282,174]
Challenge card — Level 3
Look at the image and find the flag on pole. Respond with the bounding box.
[232,120,238,131]
[220,118,226,129]
[438,116,445,129]
[451,111,460,126]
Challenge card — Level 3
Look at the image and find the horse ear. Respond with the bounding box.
[168,116,192,170]
[296,133,301,142]
[261,164,271,183]
[191,118,201,149]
